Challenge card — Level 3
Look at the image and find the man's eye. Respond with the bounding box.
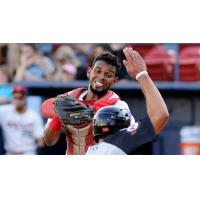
[95,70,101,73]
[106,74,114,78]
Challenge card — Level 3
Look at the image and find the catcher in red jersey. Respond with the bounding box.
[41,51,135,155]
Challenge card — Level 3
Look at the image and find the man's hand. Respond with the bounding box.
[123,47,147,80]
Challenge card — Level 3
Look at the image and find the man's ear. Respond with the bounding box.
[114,77,118,83]
[87,67,92,78]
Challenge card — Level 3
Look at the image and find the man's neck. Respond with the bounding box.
[84,89,105,101]
[15,107,27,114]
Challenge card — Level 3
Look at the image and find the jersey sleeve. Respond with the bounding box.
[104,115,157,154]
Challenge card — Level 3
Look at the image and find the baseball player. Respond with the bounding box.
[0,86,44,154]
[86,48,169,154]
[42,51,136,155]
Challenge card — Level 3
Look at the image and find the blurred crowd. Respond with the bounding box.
[2,43,200,88]
[0,43,177,84]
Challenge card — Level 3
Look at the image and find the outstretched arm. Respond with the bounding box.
[123,47,169,134]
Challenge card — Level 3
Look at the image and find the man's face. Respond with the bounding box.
[87,61,117,96]
[13,92,26,109]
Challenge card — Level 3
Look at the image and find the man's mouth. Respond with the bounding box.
[95,81,103,87]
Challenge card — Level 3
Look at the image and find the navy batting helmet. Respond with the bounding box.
[93,105,131,142]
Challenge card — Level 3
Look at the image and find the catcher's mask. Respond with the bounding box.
[93,106,131,143]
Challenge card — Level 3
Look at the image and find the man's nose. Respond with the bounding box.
[98,72,105,81]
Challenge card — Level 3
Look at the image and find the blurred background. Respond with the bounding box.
[1,43,200,155]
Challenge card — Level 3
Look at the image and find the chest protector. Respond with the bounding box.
[64,88,120,155]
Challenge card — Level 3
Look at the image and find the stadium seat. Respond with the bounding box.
[179,46,200,81]
[179,44,200,53]
[179,61,200,81]
[130,44,155,57]
[179,45,200,60]
[144,45,176,81]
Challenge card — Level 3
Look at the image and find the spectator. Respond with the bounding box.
[14,43,55,82]
[6,44,21,76]
[36,43,54,57]
[0,85,44,154]
[53,45,79,82]
[71,44,93,68]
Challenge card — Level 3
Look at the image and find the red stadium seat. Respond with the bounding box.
[179,44,200,54]
[144,46,176,81]
[145,63,175,81]
[179,46,200,81]
[179,46,200,60]
[179,60,200,81]
[130,44,156,57]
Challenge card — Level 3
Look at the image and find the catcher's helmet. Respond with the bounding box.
[93,106,131,142]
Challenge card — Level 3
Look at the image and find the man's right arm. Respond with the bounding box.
[137,75,169,134]
[43,117,62,146]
